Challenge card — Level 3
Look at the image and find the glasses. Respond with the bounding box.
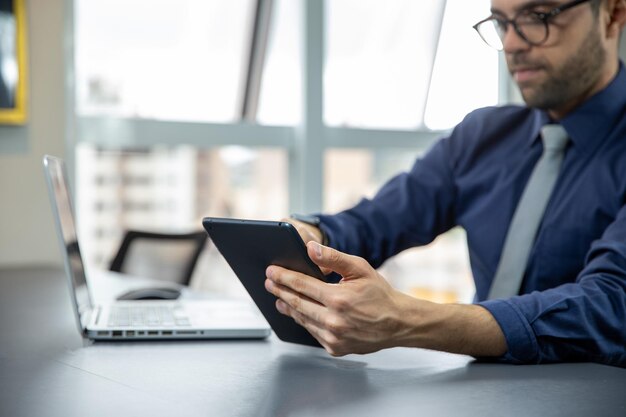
[473,0,592,50]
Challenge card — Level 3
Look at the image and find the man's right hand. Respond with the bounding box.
[284,218,332,275]
[287,218,323,244]
[266,241,507,358]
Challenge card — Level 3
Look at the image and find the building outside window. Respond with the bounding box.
[73,0,500,303]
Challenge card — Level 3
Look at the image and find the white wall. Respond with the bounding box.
[0,0,67,267]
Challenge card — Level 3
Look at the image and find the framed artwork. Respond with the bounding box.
[0,0,27,124]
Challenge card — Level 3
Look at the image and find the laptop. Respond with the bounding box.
[43,154,271,341]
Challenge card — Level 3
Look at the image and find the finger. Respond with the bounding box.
[306,241,370,279]
[266,265,330,305]
[265,277,325,323]
[275,298,323,329]
[264,270,329,323]
[280,219,330,274]
[319,266,334,276]
[285,218,323,245]
[280,218,308,242]
[275,299,344,355]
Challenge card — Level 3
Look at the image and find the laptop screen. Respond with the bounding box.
[43,155,93,319]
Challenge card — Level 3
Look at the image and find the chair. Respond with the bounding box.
[109,230,208,286]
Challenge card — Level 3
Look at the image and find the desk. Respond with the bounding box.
[1,267,624,417]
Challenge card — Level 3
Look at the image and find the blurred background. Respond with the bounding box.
[4,0,582,304]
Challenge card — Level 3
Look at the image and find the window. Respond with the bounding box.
[73,0,499,301]
[324,0,445,129]
[257,0,302,126]
[324,149,475,303]
[324,0,497,130]
[76,144,287,268]
[425,0,499,129]
[75,0,255,122]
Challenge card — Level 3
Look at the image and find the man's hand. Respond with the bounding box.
[285,218,323,245]
[285,218,332,275]
[265,240,411,355]
[265,241,507,358]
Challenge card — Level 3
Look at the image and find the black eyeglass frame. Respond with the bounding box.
[473,0,593,49]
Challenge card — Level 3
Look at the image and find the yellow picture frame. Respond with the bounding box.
[0,0,28,125]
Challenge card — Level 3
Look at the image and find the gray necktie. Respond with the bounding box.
[488,124,569,300]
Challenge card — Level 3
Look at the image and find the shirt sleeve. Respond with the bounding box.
[316,134,458,269]
[479,203,626,366]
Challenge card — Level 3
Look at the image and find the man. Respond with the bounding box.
[265,0,626,366]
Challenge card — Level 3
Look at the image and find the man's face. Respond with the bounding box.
[491,0,608,116]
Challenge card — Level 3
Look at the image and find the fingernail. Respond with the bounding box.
[314,242,322,259]
[266,266,273,279]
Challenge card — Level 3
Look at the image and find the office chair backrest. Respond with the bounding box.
[109,230,208,286]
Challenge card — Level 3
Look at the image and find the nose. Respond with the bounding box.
[501,24,531,53]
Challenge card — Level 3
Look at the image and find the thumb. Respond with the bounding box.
[306,241,369,280]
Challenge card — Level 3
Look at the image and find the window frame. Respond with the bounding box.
[65,0,511,214]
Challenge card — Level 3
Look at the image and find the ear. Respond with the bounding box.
[607,0,626,38]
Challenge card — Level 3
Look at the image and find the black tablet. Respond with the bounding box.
[202,217,327,347]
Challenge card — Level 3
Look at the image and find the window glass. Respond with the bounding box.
[324,149,475,303]
[75,0,255,122]
[424,0,499,130]
[324,0,497,131]
[324,0,445,130]
[257,0,302,126]
[76,144,288,273]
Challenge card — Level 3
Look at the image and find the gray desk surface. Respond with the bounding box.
[1,266,625,417]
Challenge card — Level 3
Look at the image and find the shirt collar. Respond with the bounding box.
[528,61,626,150]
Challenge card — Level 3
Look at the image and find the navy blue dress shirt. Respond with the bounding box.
[318,62,626,366]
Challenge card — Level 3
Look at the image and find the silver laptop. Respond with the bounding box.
[43,154,270,341]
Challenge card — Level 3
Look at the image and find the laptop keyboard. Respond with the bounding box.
[107,305,191,327]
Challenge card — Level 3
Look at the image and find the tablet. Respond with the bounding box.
[202,217,327,347]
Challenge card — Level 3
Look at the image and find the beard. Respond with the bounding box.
[508,26,606,111]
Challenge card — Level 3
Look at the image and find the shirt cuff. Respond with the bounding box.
[477,299,540,364]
